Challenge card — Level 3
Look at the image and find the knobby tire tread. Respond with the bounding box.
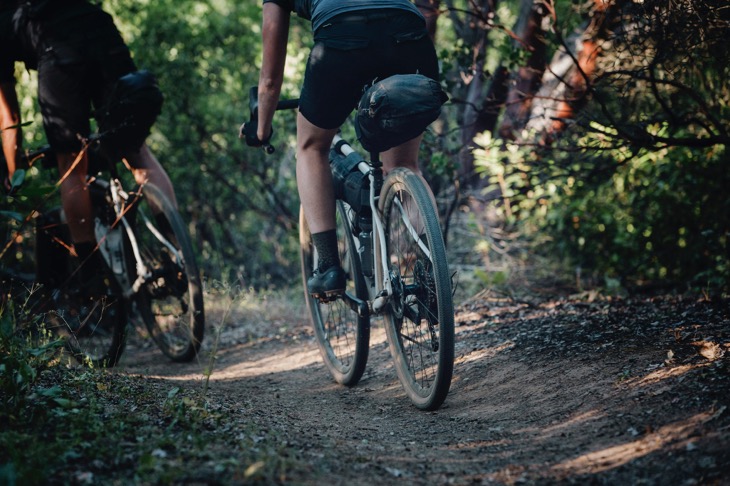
[380,168,454,410]
[299,204,370,386]
[129,183,205,362]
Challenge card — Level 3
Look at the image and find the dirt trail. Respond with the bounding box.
[118,293,730,485]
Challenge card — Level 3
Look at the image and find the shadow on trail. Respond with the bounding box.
[116,295,730,484]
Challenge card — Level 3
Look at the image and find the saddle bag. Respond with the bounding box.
[96,70,163,157]
[355,73,448,153]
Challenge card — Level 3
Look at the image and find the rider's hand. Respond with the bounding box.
[239,120,273,148]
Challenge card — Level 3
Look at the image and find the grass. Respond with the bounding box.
[0,285,312,485]
[1,367,306,484]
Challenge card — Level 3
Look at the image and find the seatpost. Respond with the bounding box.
[369,152,383,197]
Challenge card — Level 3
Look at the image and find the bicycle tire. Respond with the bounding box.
[53,290,128,368]
[299,203,370,386]
[379,168,454,410]
[125,183,205,362]
[37,207,128,368]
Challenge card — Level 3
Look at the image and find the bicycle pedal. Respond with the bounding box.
[311,290,344,303]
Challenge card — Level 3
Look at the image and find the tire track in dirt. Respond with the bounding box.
[118,295,730,484]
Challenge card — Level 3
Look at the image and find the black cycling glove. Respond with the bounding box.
[241,119,273,148]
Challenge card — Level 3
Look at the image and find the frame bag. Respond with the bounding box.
[355,74,447,153]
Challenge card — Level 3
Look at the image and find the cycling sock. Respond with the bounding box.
[311,229,340,272]
[74,241,96,263]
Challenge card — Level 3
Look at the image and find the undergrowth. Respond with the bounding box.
[0,287,310,485]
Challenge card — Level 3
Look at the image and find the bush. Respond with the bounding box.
[474,127,729,292]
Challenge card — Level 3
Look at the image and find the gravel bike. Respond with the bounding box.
[246,88,454,410]
[1,139,205,366]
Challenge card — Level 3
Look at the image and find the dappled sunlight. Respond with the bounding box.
[456,340,515,366]
[551,409,723,475]
[624,362,713,388]
[213,345,322,379]
[541,410,604,435]
[127,336,323,382]
[456,311,483,324]
[135,350,324,382]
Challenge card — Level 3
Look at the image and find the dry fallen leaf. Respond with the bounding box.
[693,341,724,361]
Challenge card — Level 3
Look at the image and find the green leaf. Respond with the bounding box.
[0,209,24,222]
[10,169,25,189]
[37,386,63,399]
[52,397,79,409]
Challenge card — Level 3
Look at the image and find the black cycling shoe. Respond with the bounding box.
[307,265,346,301]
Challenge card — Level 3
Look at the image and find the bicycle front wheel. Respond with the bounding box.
[300,203,370,386]
[36,207,127,368]
[54,291,128,368]
[126,183,205,362]
[380,168,454,410]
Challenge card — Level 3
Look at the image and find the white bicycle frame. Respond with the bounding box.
[94,178,182,299]
[332,134,429,314]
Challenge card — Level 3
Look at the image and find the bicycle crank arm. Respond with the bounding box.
[343,291,369,318]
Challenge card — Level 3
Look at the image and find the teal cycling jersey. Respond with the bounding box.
[262,0,422,33]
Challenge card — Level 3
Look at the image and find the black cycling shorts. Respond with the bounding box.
[36,7,136,152]
[299,10,439,130]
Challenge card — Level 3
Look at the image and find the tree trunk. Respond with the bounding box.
[457,1,499,188]
[526,0,617,142]
[497,0,550,141]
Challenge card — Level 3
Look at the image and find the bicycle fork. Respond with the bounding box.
[99,179,182,299]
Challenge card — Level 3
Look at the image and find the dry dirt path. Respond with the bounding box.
[118,293,730,485]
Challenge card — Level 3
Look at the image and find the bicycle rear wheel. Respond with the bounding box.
[125,183,205,362]
[300,203,370,386]
[379,168,454,410]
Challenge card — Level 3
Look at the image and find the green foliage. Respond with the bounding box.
[474,130,730,292]
[0,278,309,484]
[469,0,730,294]
[1,164,57,273]
[104,0,306,287]
[0,302,63,416]
[0,362,306,484]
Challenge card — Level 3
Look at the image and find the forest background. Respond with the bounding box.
[6,0,730,296]
[1,2,729,484]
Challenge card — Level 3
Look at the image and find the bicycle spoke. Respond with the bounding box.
[127,183,204,362]
[300,203,370,386]
[381,168,454,410]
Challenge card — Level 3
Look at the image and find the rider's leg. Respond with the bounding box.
[57,151,110,288]
[124,143,178,208]
[296,112,338,235]
[123,143,180,244]
[57,151,95,244]
[381,134,423,176]
[381,134,438,253]
[296,112,345,296]
[381,133,436,207]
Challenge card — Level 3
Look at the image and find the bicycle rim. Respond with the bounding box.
[50,290,127,368]
[300,203,370,386]
[380,168,454,410]
[35,204,127,368]
[127,183,205,362]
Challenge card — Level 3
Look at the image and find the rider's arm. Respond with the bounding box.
[0,78,22,185]
[257,2,290,142]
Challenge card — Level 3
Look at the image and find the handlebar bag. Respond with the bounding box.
[355,73,447,153]
[96,69,163,157]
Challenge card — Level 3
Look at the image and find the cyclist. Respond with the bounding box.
[0,0,177,294]
[242,0,440,300]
